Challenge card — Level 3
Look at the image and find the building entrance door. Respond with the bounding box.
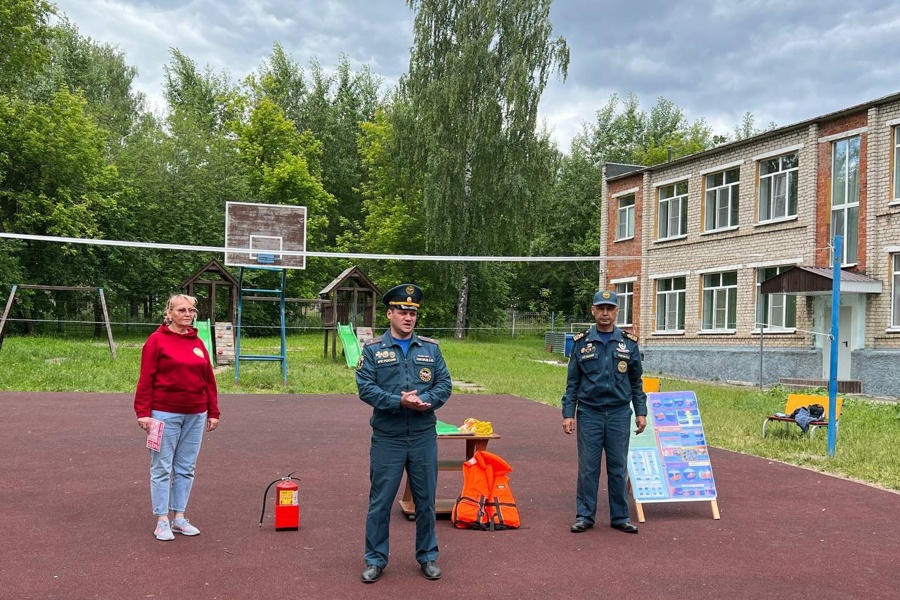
[823,305,852,379]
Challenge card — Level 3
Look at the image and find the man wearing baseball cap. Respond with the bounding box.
[356,283,452,583]
[561,289,647,534]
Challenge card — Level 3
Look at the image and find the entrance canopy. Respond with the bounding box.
[760,266,882,296]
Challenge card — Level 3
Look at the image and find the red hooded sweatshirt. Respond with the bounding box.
[134,324,220,419]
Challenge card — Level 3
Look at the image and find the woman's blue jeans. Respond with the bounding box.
[149,411,206,516]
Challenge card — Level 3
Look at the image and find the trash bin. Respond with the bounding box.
[564,333,576,358]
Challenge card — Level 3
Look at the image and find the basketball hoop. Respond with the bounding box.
[225,202,306,270]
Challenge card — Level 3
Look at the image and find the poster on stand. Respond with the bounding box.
[628,391,717,503]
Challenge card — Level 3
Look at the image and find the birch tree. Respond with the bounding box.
[401,0,568,338]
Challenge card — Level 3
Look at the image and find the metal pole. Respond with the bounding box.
[0,284,19,350]
[98,288,117,360]
[759,321,764,391]
[827,236,842,457]
[235,267,244,384]
[279,268,287,385]
[511,309,516,337]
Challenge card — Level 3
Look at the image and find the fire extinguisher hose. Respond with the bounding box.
[259,471,302,527]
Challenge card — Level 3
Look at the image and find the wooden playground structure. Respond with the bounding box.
[319,266,381,365]
[0,284,116,358]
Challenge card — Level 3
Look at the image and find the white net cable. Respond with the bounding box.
[0,232,633,262]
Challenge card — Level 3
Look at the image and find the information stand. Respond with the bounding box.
[627,391,719,522]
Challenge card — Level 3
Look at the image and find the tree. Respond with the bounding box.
[585,93,713,167]
[401,0,569,338]
[104,50,249,311]
[164,49,235,134]
[511,137,600,318]
[0,89,121,291]
[28,19,144,144]
[0,0,55,92]
[315,57,383,241]
[587,93,647,164]
[252,43,308,123]
[352,105,442,312]
[251,48,385,246]
[0,10,150,321]
[354,108,426,272]
[731,111,776,141]
[230,95,338,299]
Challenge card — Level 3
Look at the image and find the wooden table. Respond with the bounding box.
[399,432,501,520]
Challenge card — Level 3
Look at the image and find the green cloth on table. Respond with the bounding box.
[435,420,467,435]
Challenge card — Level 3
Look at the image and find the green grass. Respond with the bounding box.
[2,332,898,491]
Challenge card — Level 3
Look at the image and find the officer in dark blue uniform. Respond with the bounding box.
[356,284,452,583]
[561,290,647,534]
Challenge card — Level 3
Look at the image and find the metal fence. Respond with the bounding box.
[0,302,328,338]
[0,301,586,340]
[504,310,588,336]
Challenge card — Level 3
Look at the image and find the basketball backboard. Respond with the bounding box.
[225,202,307,270]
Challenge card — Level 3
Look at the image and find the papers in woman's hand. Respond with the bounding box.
[146,418,164,452]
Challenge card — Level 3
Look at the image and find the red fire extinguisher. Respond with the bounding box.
[259,472,301,530]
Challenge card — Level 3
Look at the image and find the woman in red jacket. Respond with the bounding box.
[134,294,220,541]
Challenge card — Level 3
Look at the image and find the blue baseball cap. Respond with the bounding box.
[592,290,618,306]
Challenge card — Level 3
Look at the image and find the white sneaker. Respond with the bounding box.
[154,520,174,541]
[171,517,200,536]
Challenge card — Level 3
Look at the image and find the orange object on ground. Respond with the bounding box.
[451,450,520,530]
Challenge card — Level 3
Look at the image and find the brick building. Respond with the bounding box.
[600,92,900,397]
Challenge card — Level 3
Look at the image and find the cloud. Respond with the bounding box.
[52,0,900,149]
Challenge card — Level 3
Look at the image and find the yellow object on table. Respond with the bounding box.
[458,418,493,435]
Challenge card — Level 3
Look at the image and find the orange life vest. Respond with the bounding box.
[451,450,520,530]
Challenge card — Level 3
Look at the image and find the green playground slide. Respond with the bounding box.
[193,319,215,366]
[337,323,362,368]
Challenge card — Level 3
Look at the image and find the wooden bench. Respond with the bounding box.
[762,393,843,439]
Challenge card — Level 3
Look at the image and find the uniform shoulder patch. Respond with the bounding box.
[418,335,439,345]
[572,330,588,342]
[622,331,639,343]
[364,338,381,347]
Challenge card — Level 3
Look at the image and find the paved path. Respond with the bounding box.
[2,392,898,599]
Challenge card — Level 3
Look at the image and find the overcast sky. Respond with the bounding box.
[52,0,900,150]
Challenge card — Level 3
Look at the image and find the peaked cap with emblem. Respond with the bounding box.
[383,283,423,311]
[592,289,618,306]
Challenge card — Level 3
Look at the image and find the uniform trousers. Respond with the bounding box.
[365,431,439,567]
[575,405,632,525]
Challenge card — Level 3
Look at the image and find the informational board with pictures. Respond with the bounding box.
[627,390,720,521]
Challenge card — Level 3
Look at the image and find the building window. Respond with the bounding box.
[658,181,688,239]
[758,152,798,221]
[704,168,740,231]
[616,194,635,240]
[893,254,900,328]
[701,271,737,331]
[894,128,900,202]
[655,277,685,332]
[756,266,797,330]
[831,137,860,264]
[616,282,634,326]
